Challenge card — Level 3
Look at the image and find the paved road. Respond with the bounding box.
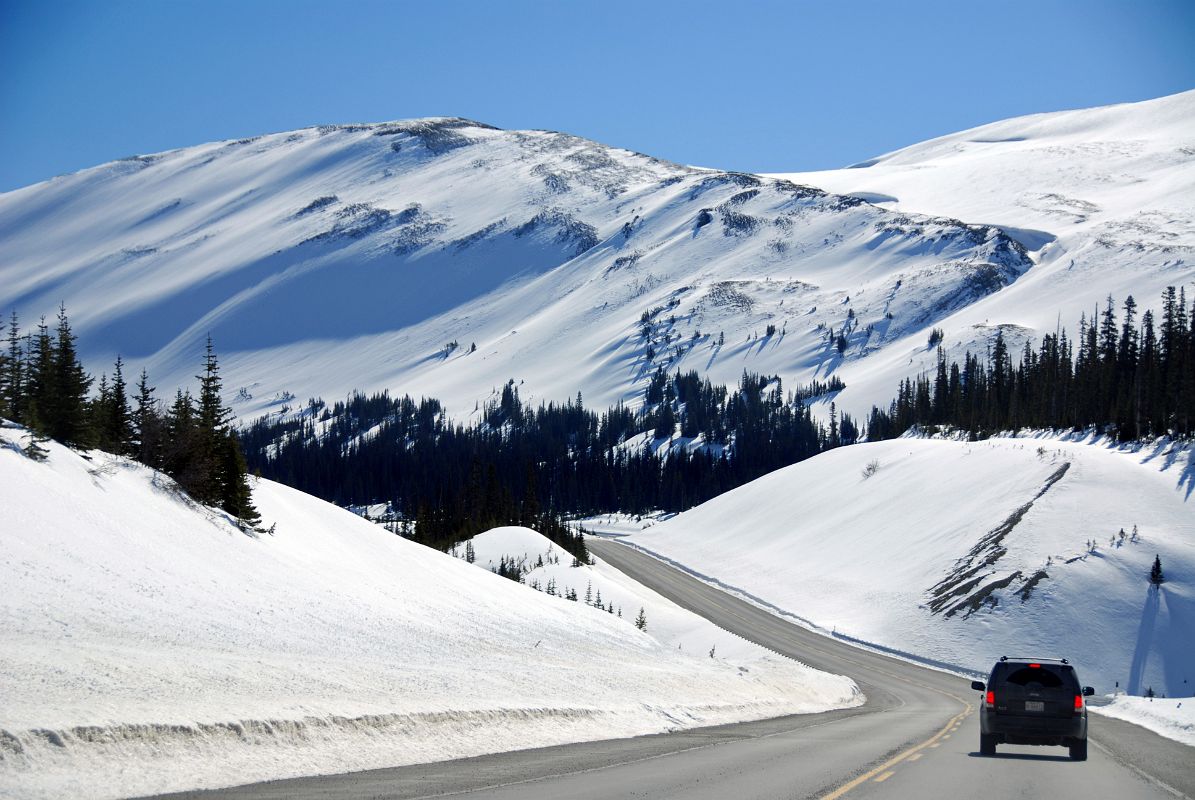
[150,538,1193,800]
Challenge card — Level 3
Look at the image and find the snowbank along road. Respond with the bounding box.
[146,538,1195,800]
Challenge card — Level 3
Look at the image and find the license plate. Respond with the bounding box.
[1025,700,1044,712]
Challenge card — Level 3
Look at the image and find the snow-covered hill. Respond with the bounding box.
[0,422,858,800]
[602,434,1194,697]
[1,116,1035,425]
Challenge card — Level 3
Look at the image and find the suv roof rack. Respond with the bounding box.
[999,656,1069,664]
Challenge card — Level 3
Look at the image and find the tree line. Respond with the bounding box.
[240,370,856,554]
[868,287,1195,440]
[1,307,259,525]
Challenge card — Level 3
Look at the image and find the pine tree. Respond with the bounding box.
[92,373,112,449]
[107,355,133,456]
[1149,555,1165,586]
[635,606,647,631]
[47,305,93,447]
[0,328,8,420]
[134,369,164,468]
[218,430,260,526]
[163,389,199,492]
[25,317,54,437]
[193,336,228,504]
[2,311,22,422]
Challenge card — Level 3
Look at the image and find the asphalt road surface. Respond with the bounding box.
[150,537,1193,800]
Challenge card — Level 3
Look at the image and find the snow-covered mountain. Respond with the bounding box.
[2,115,1039,424]
[0,423,857,799]
[774,90,1195,412]
[597,433,1193,698]
[5,94,1190,424]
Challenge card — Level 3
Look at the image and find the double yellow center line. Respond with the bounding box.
[818,706,972,799]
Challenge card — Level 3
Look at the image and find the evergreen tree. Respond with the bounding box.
[2,311,22,422]
[47,305,93,447]
[1149,555,1165,586]
[107,356,134,456]
[92,373,112,448]
[217,430,259,525]
[193,336,228,504]
[25,317,54,437]
[634,607,647,631]
[38,303,92,447]
[0,325,8,420]
[163,389,200,493]
[134,369,164,469]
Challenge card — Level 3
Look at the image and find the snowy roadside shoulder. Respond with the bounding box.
[460,525,856,680]
[1091,696,1195,748]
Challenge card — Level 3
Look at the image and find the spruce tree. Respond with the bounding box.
[0,330,7,420]
[108,356,134,456]
[3,311,22,422]
[164,337,258,524]
[134,369,163,469]
[634,607,647,631]
[218,430,259,526]
[163,389,200,493]
[92,373,112,449]
[48,305,92,447]
[193,336,228,504]
[25,317,54,437]
[1149,555,1165,586]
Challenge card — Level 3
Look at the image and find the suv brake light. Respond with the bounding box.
[1074,694,1084,713]
[985,690,995,708]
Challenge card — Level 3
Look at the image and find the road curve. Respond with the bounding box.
[147,538,1193,800]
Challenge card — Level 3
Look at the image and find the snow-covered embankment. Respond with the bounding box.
[0,423,858,799]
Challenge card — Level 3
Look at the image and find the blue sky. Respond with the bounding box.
[2,0,1193,192]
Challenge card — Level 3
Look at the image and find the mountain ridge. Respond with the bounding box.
[2,95,1190,425]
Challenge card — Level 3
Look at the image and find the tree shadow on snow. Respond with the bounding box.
[1177,457,1195,501]
[1127,586,1161,696]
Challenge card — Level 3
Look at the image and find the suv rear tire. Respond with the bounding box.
[980,733,997,756]
[1069,738,1087,761]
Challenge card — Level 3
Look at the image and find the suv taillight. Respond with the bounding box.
[985,690,995,709]
[1074,694,1084,714]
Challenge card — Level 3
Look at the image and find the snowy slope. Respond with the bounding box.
[608,434,1194,698]
[462,526,772,663]
[0,117,1030,426]
[0,423,859,800]
[773,90,1195,417]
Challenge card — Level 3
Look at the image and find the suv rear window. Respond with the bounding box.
[1004,667,1064,688]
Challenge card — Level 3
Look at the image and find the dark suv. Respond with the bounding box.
[971,657,1095,760]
